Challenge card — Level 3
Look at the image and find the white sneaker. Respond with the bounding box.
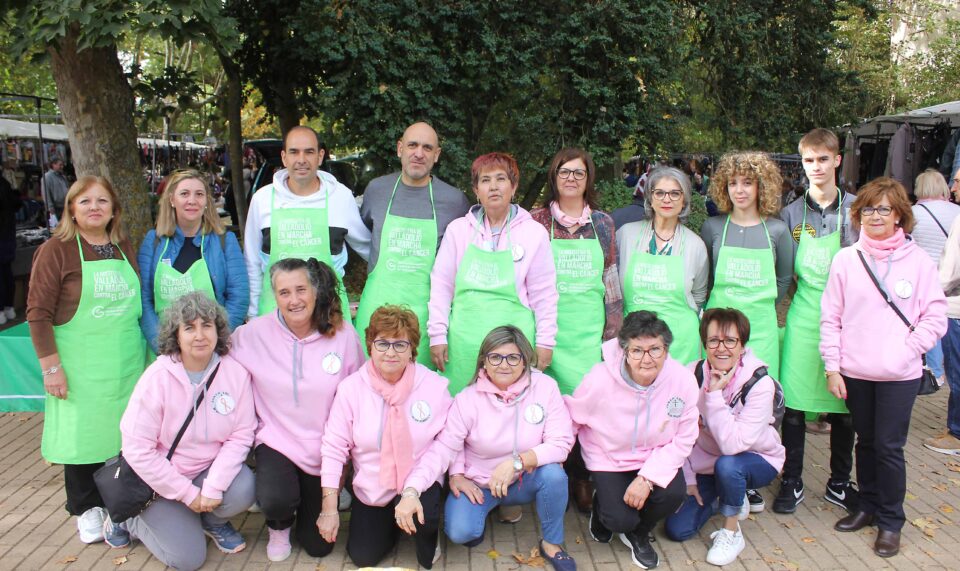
[266,527,292,562]
[0,312,7,325]
[738,494,750,521]
[2,307,13,320]
[77,507,106,543]
[706,526,745,566]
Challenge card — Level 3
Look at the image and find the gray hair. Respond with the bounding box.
[157,292,231,357]
[618,310,673,349]
[643,166,693,220]
[470,325,536,385]
[914,168,949,200]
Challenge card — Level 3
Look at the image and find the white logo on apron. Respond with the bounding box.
[894,279,913,300]
[211,391,236,415]
[524,403,545,424]
[666,397,685,418]
[321,352,343,374]
[410,400,432,423]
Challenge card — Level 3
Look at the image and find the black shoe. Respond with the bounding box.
[773,478,804,514]
[619,531,659,569]
[464,529,484,548]
[824,480,860,513]
[588,494,612,544]
[746,488,765,513]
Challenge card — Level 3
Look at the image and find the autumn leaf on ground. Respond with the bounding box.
[911,517,939,538]
[486,549,499,559]
[575,536,582,544]
[905,492,918,500]
[512,547,546,568]
[315,564,326,571]
[934,484,948,492]
[939,504,954,514]
[801,537,816,543]
[781,521,794,529]
[112,555,128,565]
[947,462,960,473]
[58,556,78,564]
[951,478,960,486]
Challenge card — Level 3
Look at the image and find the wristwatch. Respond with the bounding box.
[512,453,523,472]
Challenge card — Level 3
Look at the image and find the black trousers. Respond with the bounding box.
[64,463,104,515]
[844,376,920,532]
[592,469,685,536]
[564,438,590,481]
[0,259,13,307]
[254,444,333,557]
[347,482,442,569]
[781,407,855,481]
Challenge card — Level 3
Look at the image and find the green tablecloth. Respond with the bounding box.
[0,322,44,412]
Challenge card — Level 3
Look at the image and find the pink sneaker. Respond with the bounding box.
[266,527,292,562]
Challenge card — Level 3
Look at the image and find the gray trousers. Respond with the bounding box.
[127,465,255,571]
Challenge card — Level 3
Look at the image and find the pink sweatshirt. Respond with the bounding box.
[120,354,255,506]
[427,205,558,348]
[682,350,785,485]
[320,363,453,506]
[564,339,700,488]
[230,312,364,475]
[820,239,947,381]
[404,370,573,490]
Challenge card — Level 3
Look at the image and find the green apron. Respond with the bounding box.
[542,218,604,395]
[258,186,350,316]
[355,177,438,367]
[780,195,847,413]
[706,217,780,379]
[444,216,536,395]
[153,234,216,316]
[623,225,701,364]
[41,236,145,464]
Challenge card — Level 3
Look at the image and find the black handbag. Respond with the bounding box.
[857,251,940,395]
[94,363,220,522]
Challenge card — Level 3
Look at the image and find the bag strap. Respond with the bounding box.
[730,366,770,407]
[856,250,914,331]
[165,362,220,461]
[918,203,949,237]
[694,359,705,388]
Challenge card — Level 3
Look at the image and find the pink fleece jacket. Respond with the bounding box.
[120,354,256,506]
[820,238,947,381]
[320,363,453,506]
[230,312,364,475]
[564,338,700,488]
[427,205,558,348]
[404,370,573,490]
[682,349,785,485]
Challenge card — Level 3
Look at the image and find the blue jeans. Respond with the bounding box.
[665,453,778,541]
[445,463,567,545]
[941,318,960,438]
[928,338,945,378]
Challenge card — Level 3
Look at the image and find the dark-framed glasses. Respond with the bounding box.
[651,189,683,202]
[706,337,740,350]
[373,339,411,353]
[557,168,587,181]
[486,352,523,366]
[861,206,893,217]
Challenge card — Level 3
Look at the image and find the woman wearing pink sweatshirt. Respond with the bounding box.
[665,308,784,566]
[427,152,558,395]
[317,306,453,569]
[405,326,576,571]
[820,177,947,558]
[231,258,364,562]
[115,292,256,571]
[565,310,699,570]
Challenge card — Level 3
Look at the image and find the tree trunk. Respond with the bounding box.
[222,58,248,231]
[274,75,301,134]
[47,25,151,245]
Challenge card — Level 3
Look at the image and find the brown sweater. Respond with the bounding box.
[27,235,140,358]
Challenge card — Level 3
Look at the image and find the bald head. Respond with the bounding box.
[397,122,441,186]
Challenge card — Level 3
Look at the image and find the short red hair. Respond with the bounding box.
[471,152,519,189]
[364,305,421,358]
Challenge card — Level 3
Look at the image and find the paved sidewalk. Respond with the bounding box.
[1,391,958,570]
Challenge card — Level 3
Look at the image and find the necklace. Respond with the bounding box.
[653,228,675,242]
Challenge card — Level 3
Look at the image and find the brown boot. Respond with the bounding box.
[572,478,593,514]
[874,529,900,557]
[834,511,875,532]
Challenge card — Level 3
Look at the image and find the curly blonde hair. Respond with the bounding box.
[708,152,783,217]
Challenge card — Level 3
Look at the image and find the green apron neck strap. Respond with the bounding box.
[721,215,772,249]
[550,209,599,243]
[802,187,845,230]
[389,175,436,220]
[75,233,127,262]
[474,206,514,251]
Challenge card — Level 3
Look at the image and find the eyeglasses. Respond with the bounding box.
[651,189,683,202]
[557,168,587,181]
[706,337,740,350]
[372,339,411,353]
[626,346,666,360]
[861,206,893,217]
[486,352,524,366]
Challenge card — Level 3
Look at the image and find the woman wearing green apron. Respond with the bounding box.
[617,166,709,365]
[355,176,438,366]
[138,169,248,353]
[700,152,795,381]
[27,176,145,544]
[427,152,558,396]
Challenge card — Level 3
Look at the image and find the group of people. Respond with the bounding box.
[25,123,950,570]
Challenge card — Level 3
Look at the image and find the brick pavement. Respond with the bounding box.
[1,391,958,570]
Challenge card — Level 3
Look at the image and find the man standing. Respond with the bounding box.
[244,126,371,317]
[356,122,469,365]
[776,128,859,515]
[43,157,69,220]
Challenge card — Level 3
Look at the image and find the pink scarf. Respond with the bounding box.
[475,369,530,403]
[859,227,905,261]
[366,360,415,492]
[550,200,592,228]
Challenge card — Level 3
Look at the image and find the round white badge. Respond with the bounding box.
[524,403,545,424]
[410,400,432,423]
[666,397,685,418]
[512,244,525,262]
[211,392,235,415]
[321,352,343,374]
[894,279,913,300]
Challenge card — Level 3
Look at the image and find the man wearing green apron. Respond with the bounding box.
[243,126,371,318]
[357,123,470,364]
[775,129,859,515]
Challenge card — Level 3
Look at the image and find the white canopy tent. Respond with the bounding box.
[850,100,960,137]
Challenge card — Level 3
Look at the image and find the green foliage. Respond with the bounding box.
[686,192,708,235]
[596,180,636,214]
